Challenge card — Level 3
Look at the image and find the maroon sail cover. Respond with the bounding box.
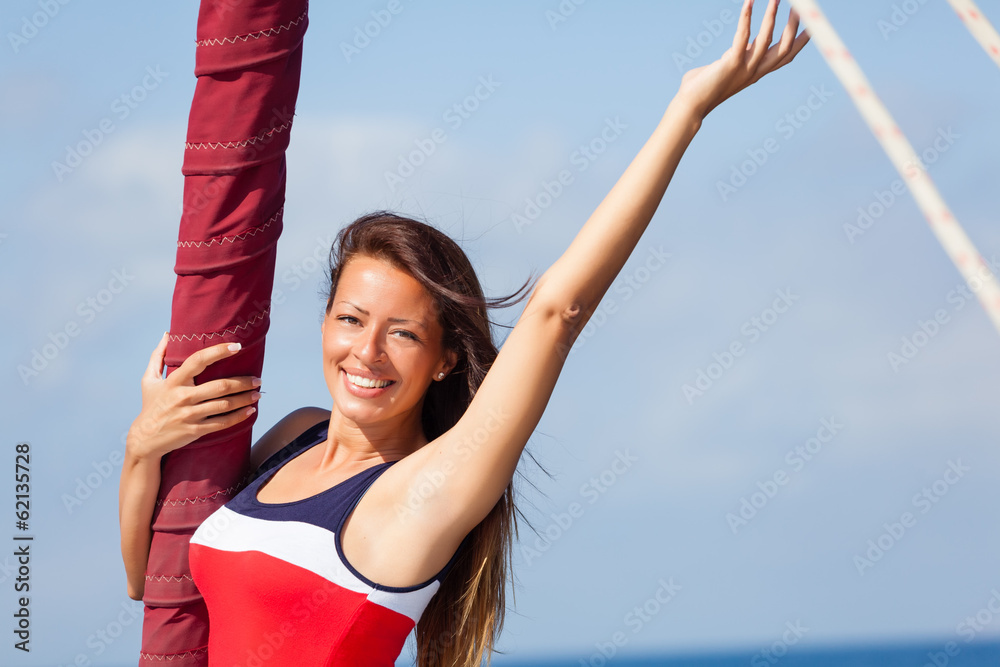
[140,1,307,664]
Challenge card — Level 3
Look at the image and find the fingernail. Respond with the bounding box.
[246,406,256,416]
[228,343,242,353]
[251,377,262,387]
[251,391,262,401]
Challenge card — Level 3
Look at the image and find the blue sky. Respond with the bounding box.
[2,0,1000,665]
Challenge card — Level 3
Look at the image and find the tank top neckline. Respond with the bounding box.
[251,424,399,508]
[226,420,467,591]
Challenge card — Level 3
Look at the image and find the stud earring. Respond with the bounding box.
[437,372,445,380]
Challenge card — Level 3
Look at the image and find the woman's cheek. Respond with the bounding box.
[324,330,352,355]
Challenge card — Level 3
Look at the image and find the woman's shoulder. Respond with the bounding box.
[248,406,331,473]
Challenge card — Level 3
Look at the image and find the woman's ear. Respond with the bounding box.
[443,348,458,376]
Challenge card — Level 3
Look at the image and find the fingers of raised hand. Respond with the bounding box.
[787,20,812,61]
[748,0,781,71]
[776,10,807,59]
[753,20,810,82]
[782,8,801,45]
[732,0,754,55]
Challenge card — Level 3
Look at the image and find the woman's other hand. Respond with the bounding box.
[126,333,261,460]
[676,0,811,121]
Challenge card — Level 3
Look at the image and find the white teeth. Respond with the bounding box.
[346,372,392,389]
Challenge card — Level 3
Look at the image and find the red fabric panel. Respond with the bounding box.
[189,545,411,665]
[330,602,416,666]
[139,1,308,664]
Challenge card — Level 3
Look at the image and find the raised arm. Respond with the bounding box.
[538,0,808,317]
[395,0,810,543]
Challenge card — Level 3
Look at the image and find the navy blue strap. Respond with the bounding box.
[248,419,327,484]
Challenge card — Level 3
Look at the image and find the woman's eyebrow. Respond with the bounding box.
[337,300,428,330]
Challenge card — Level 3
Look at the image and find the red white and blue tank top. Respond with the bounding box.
[189,420,458,665]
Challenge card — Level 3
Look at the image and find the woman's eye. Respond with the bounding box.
[337,317,416,340]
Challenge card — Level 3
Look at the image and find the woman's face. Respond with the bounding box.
[321,254,456,432]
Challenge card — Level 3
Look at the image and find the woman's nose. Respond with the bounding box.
[356,324,387,364]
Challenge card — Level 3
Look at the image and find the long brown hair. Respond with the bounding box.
[323,210,539,666]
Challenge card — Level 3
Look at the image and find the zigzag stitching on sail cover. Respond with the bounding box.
[155,484,241,508]
[139,648,208,662]
[156,467,254,507]
[145,573,195,583]
[184,119,292,150]
[168,308,270,343]
[194,7,307,47]
[177,207,282,249]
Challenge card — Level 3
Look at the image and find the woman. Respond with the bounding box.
[120,1,810,664]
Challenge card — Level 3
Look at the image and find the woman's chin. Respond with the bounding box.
[329,391,387,423]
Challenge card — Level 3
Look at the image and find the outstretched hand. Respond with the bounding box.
[677,0,811,120]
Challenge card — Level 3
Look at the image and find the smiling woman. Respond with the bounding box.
[118,0,810,664]
[187,211,536,664]
[322,255,458,435]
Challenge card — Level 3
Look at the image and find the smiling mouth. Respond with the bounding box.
[344,371,395,389]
